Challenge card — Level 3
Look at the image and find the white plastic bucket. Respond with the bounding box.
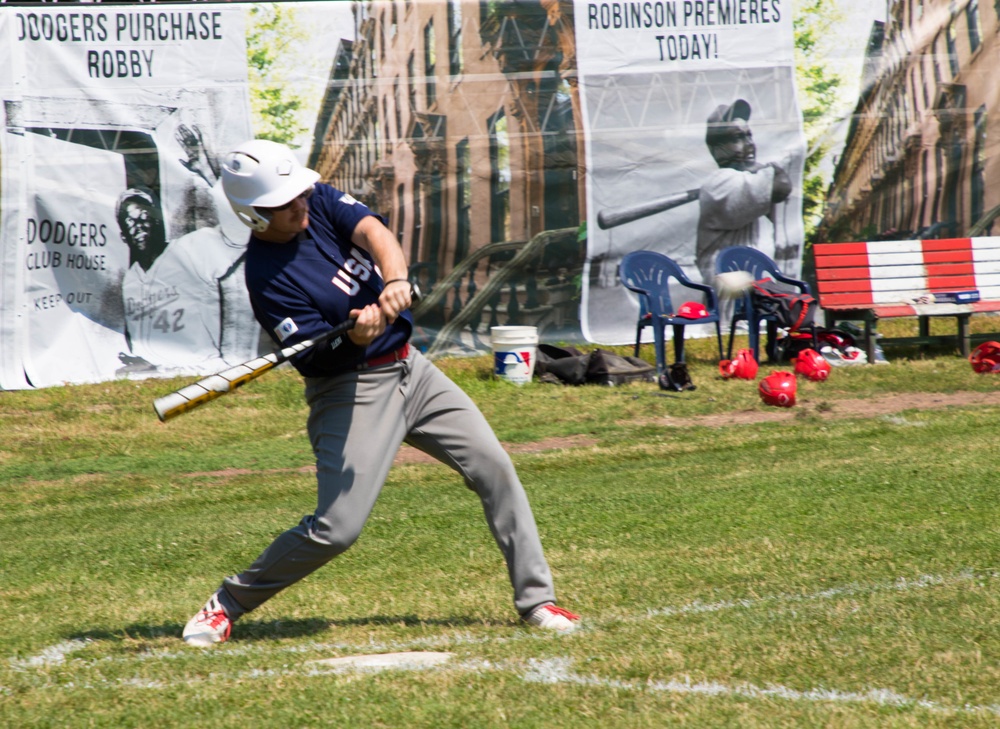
[490,326,538,385]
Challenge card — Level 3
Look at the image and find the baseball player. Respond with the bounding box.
[182,139,579,645]
[695,99,792,284]
[116,186,259,373]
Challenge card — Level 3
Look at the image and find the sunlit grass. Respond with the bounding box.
[2,338,1000,727]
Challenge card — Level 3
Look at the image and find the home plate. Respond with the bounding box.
[307,652,453,672]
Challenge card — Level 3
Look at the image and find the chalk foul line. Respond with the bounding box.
[641,568,999,620]
[523,658,1000,718]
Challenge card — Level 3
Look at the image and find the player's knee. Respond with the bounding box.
[311,518,363,554]
[463,449,520,493]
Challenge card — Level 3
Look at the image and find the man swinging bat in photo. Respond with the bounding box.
[595,98,792,285]
[181,139,580,645]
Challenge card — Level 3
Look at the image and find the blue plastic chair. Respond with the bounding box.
[618,251,724,378]
[715,246,814,362]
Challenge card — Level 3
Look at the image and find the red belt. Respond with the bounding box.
[362,343,410,369]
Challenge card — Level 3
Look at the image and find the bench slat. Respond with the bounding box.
[972,248,1000,263]
[970,237,1000,251]
[868,250,928,266]
[818,268,1000,292]
[974,257,1000,270]
[814,253,875,268]
[863,239,924,254]
[872,276,958,292]
[816,262,979,280]
[823,300,1000,314]
[813,242,870,257]
[822,286,1000,304]
[924,250,974,263]
[818,280,974,295]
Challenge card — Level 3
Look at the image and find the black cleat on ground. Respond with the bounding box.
[658,372,682,392]
[669,362,696,391]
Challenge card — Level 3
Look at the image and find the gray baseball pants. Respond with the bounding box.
[217,348,557,620]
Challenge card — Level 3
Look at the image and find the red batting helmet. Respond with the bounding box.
[758,370,797,407]
[676,301,709,319]
[794,348,831,382]
[970,341,1000,374]
[718,348,758,380]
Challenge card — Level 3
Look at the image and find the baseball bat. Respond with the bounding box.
[597,188,699,230]
[152,319,356,422]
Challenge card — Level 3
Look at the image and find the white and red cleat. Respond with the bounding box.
[182,593,232,647]
[523,603,580,633]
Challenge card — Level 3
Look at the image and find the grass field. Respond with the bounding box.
[3,331,1000,727]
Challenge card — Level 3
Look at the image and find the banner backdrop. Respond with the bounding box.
[0,5,255,389]
[0,1,906,389]
[575,0,806,343]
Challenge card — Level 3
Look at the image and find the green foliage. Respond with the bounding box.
[3,345,1000,726]
[793,0,846,244]
[246,4,308,144]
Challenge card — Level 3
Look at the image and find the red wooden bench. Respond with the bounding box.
[813,237,1000,362]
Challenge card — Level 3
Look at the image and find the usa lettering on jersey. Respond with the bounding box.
[331,246,373,296]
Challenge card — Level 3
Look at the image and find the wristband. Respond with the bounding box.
[383,278,409,287]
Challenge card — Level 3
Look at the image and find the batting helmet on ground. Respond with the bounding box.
[970,341,1000,373]
[758,371,797,407]
[719,348,758,380]
[794,348,831,382]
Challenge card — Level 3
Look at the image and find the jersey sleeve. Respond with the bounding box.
[309,184,387,242]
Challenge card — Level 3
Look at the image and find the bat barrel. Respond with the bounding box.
[597,189,699,229]
[153,392,187,422]
[152,363,276,421]
[153,374,236,421]
[151,319,357,422]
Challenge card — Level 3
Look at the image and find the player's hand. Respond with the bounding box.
[347,303,387,346]
[174,123,219,182]
[379,279,412,323]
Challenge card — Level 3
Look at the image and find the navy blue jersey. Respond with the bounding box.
[244,183,412,377]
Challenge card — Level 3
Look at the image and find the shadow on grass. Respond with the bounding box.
[69,614,504,645]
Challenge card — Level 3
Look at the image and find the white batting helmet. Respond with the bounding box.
[221,139,320,232]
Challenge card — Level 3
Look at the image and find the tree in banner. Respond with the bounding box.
[793,0,845,244]
[247,4,308,144]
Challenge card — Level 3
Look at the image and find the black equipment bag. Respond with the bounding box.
[535,345,654,386]
[585,349,655,386]
[750,278,817,333]
[535,344,589,385]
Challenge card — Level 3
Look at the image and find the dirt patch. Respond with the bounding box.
[393,434,600,465]
[185,435,599,477]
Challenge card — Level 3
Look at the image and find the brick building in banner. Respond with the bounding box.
[821,0,1000,243]
[308,0,584,302]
